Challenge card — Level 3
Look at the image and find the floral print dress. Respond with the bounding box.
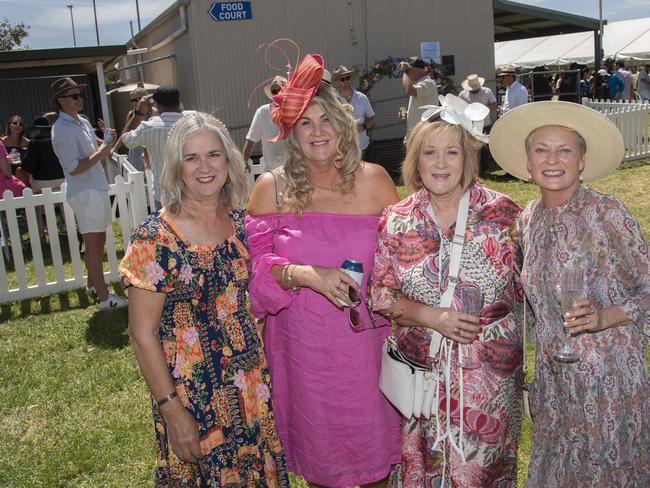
[517,185,650,487]
[371,182,524,488]
[119,209,288,488]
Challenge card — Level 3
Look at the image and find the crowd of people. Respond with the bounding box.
[2,53,649,487]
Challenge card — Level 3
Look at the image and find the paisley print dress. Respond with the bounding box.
[119,209,288,488]
[371,182,524,488]
[517,185,650,487]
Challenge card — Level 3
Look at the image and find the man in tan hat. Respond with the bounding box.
[332,65,380,163]
[459,74,498,174]
[242,75,287,170]
[497,68,528,113]
[398,57,439,143]
[50,77,127,310]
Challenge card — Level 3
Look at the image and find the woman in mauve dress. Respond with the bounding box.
[244,53,401,487]
[490,101,650,487]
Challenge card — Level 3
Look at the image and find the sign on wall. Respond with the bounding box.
[208,2,253,21]
[420,41,441,64]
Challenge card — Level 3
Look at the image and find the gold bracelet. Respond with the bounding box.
[156,390,178,407]
[287,265,299,292]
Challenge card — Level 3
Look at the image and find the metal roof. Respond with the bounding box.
[493,0,602,42]
[0,45,127,81]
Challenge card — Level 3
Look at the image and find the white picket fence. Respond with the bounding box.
[582,98,650,162]
[0,153,266,304]
[0,166,148,303]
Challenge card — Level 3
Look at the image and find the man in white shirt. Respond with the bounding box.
[123,87,184,208]
[242,76,287,171]
[399,57,439,144]
[498,69,528,113]
[615,61,634,101]
[637,64,650,102]
[332,65,380,163]
[50,77,127,310]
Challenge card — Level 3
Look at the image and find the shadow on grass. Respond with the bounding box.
[0,288,93,322]
[86,307,130,349]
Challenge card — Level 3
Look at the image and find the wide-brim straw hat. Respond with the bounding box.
[461,74,485,91]
[489,101,624,183]
[49,77,86,107]
[263,75,288,101]
[270,54,324,142]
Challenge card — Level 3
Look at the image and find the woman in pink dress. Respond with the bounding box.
[244,54,401,487]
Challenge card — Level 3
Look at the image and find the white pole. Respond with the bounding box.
[96,62,118,183]
[67,4,76,47]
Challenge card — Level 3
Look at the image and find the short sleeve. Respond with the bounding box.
[486,88,497,104]
[119,217,181,294]
[415,78,435,98]
[246,106,264,143]
[370,207,403,311]
[361,93,375,118]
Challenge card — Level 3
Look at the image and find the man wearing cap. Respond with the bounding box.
[497,68,528,113]
[50,77,127,310]
[242,76,287,171]
[122,87,184,208]
[399,57,439,143]
[332,65,380,163]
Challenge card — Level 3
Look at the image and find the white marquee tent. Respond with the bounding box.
[495,18,650,68]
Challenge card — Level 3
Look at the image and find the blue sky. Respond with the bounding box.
[4,0,650,51]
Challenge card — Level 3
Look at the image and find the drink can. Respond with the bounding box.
[339,259,363,307]
[103,128,113,145]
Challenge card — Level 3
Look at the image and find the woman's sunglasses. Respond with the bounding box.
[10,121,23,126]
[61,93,84,100]
[338,76,352,82]
[347,288,378,332]
[130,97,141,103]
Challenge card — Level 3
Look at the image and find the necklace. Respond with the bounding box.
[311,179,341,193]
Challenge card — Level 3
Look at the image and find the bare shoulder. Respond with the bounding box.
[247,169,284,216]
[356,162,400,209]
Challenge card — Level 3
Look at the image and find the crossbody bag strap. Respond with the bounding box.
[428,189,470,359]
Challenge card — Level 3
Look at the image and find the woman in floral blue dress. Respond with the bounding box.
[119,112,288,487]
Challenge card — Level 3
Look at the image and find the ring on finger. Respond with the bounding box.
[454,327,459,335]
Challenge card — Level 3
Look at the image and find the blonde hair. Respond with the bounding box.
[161,112,247,214]
[282,83,361,213]
[402,120,483,194]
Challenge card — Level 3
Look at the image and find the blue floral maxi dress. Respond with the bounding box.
[119,209,289,488]
[517,186,650,487]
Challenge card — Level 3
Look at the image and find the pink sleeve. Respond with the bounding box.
[244,213,299,317]
[0,142,7,159]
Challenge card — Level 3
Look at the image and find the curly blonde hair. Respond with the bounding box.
[161,112,247,215]
[402,120,483,194]
[282,83,361,213]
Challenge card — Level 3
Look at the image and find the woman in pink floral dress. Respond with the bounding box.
[490,101,650,486]
[371,97,524,487]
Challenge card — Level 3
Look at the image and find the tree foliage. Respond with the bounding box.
[0,18,29,51]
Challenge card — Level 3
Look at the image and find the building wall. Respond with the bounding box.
[127,0,495,147]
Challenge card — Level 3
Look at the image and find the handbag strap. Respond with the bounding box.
[427,189,470,359]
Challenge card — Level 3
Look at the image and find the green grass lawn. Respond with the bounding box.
[1,163,649,487]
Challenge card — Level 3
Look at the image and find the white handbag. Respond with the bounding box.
[379,190,470,420]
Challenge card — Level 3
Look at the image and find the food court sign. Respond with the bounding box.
[208,2,253,21]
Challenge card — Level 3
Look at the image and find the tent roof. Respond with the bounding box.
[493,0,601,42]
[496,17,650,68]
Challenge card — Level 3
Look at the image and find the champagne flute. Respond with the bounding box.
[461,290,483,370]
[553,268,583,364]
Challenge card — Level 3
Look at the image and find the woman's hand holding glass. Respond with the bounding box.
[564,298,608,334]
[420,307,481,344]
[291,265,360,309]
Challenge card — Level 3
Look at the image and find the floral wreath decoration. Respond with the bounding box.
[420,94,490,143]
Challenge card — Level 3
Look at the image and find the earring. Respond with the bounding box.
[579,171,584,183]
